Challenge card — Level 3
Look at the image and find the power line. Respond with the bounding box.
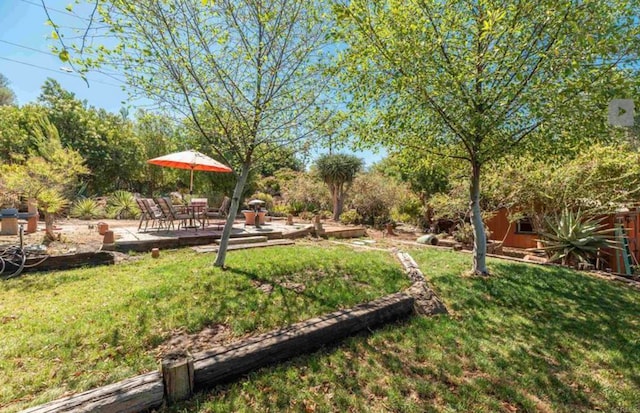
[0,56,123,88]
[19,0,89,21]
[0,39,53,56]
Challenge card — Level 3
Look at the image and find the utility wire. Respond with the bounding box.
[0,56,123,88]
[19,0,89,21]
[0,39,53,56]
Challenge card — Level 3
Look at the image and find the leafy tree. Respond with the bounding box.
[38,79,144,194]
[134,110,181,195]
[432,144,640,240]
[334,0,640,275]
[315,153,363,220]
[0,104,49,162]
[61,0,332,267]
[0,73,16,106]
[1,117,88,238]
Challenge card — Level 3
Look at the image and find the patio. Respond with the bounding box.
[0,216,364,256]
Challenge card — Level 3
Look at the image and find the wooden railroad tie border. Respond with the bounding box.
[23,292,416,413]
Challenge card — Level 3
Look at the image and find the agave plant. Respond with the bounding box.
[70,198,105,220]
[539,209,615,267]
[106,191,140,219]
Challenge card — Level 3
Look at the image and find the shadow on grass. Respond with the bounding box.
[419,259,640,410]
[165,253,640,412]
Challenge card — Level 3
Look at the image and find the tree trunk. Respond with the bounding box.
[470,161,489,275]
[214,163,251,268]
[331,185,340,221]
[44,212,56,241]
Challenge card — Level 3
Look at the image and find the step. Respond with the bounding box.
[214,236,268,245]
[193,239,294,253]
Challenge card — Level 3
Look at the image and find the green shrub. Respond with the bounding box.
[391,195,423,226]
[340,209,362,225]
[247,192,274,210]
[70,198,105,220]
[347,172,416,228]
[270,204,290,217]
[318,210,333,220]
[282,172,331,213]
[298,211,315,221]
[452,223,474,245]
[106,191,140,219]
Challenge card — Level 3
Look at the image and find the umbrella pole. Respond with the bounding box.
[189,168,194,196]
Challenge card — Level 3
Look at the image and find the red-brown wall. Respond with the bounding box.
[486,208,537,249]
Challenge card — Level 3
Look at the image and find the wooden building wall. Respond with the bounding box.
[486,208,537,249]
[487,207,640,274]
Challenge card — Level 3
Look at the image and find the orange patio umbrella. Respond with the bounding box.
[147,149,233,194]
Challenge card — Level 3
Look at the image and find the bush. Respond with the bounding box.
[270,204,290,217]
[106,191,140,219]
[390,195,423,226]
[246,192,274,210]
[318,210,333,220]
[340,209,362,225]
[70,198,105,219]
[281,172,331,214]
[347,172,415,228]
[452,223,475,245]
[298,211,316,221]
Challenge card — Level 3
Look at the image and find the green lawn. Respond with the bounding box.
[0,245,409,412]
[169,248,640,413]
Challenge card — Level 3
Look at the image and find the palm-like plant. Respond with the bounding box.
[70,198,105,220]
[539,209,615,267]
[315,153,363,221]
[106,191,140,219]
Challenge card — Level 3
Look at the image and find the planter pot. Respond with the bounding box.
[98,222,109,235]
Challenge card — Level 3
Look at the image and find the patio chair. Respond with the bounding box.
[136,198,162,231]
[203,196,230,228]
[155,197,191,230]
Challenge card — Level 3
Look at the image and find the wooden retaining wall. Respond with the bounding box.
[115,231,283,253]
[22,372,163,413]
[21,251,116,274]
[23,293,415,412]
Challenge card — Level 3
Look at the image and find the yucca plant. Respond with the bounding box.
[106,191,140,219]
[539,209,615,267]
[70,198,105,220]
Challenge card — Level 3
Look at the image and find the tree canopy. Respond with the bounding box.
[60,0,333,266]
[334,0,640,274]
[0,73,16,106]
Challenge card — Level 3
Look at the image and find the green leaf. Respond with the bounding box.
[58,50,70,62]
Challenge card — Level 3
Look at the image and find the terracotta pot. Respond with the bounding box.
[98,222,109,235]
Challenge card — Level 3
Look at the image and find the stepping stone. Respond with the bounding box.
[214,236,268,245]
[192,239,294,253]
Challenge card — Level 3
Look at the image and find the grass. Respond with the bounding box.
[168,248,640,413]
[0,244,409,412]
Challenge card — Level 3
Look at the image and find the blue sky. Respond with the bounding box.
[0,1,137,112]
[0,0,385,166]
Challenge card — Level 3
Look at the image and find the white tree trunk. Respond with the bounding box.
[214,163,251,268]
[470,161,489,275]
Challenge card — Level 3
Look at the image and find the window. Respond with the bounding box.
[516,217,535,234]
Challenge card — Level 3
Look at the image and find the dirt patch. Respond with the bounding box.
[154,324,234,358]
